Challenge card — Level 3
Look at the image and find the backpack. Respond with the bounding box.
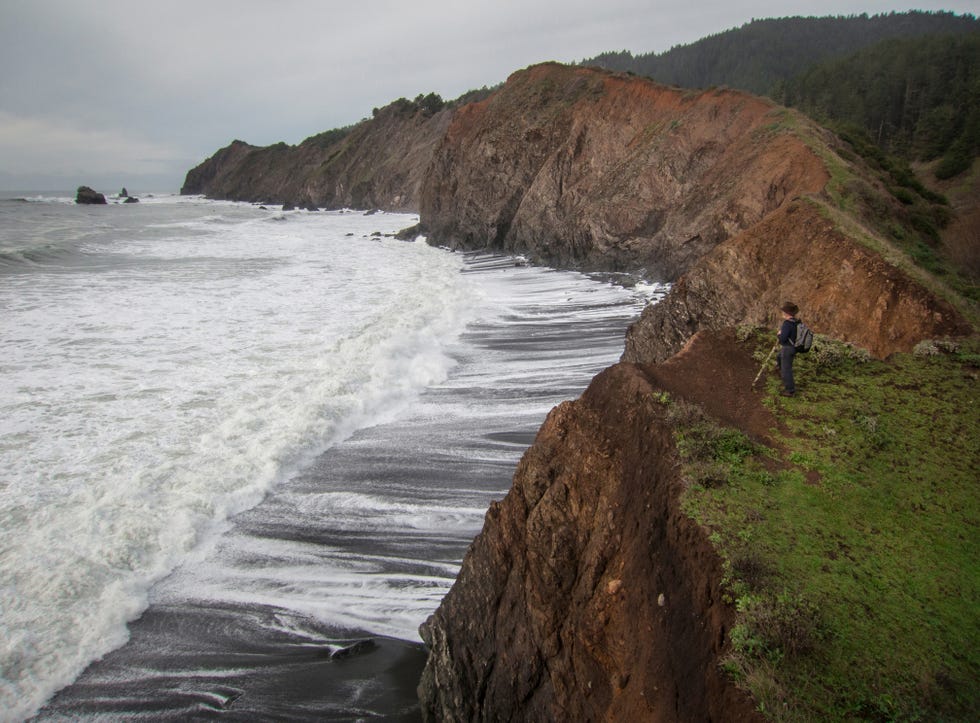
[794,320,814,353]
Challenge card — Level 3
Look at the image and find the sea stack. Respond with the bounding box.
[75,186,107,204]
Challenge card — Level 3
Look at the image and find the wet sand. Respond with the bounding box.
[38,255,652,720]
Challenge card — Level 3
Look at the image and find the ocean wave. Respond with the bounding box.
[0,205,466,720]
[0,243,83,270]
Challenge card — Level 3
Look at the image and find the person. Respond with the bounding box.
[776,301,800,396]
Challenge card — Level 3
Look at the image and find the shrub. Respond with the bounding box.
[665,398,708,426]
[890,187,915,205]
[684,459,732,488]
[731,550,772,590]
[934,143,974,179]
[734,591,823,662]
[414,92,445,115]
[809,337,871,369]
[910,211,940,243]
[914,338,962,357]
[676,423,754,466]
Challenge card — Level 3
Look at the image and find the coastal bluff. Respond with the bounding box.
[418,357,764,722]
[182,61,976,720]
[420,63,827,278]
[180,96,454,211]
[413,66,972,720]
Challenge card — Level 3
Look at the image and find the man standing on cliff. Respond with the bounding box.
[776,301,800,396]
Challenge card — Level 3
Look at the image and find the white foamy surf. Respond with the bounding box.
[0,193,667,721]
[0,197,471,720]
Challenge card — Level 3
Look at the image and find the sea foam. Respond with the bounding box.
[0,201,468,721]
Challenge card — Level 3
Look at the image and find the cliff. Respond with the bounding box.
[622,197,973,363]
[411,65,976,720]
[420,63,828,278]
[181,97,454,211]
[418,352,767,721]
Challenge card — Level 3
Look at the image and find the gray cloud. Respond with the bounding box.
[1,0,973,190]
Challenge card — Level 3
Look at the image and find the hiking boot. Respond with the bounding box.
[780,390,795,397]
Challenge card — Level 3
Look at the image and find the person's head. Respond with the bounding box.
[780,301,799,318]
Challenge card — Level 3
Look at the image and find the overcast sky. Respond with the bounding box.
[1,1,975,191]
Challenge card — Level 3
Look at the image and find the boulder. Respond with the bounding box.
[395,223,421,240]
[75,186,107,205]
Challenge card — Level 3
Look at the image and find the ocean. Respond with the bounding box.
[0,193,665,720]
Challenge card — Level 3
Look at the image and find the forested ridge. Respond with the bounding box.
[583,12,977,95]
[583,11,979,176]
[776,32,980,179]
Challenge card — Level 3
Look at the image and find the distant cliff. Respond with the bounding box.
[181,97,454,211]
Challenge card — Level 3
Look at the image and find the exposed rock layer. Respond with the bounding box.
[623,199,973,363]
[418,357,764,722]
[420,63,828,278]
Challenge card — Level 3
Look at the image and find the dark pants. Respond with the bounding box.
[778,344,796,393]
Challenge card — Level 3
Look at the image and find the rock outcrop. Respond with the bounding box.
[623,198,973,362]
[75,186,107,204]
[418,358,763,722]
[180,98,454,211]
[420,63,828,278]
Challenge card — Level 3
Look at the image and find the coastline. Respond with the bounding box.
[36,254,654,720]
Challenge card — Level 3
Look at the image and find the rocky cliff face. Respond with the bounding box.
[623,198,973,363]
[420,63,828,278]
[418,358,763,722]
[181,98,453,211]
[411,65,973,721]
[182,60,975,720]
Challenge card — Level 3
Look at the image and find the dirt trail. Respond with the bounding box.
[641,329,777,442]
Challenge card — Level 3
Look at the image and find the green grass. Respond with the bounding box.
[677,331,980,721]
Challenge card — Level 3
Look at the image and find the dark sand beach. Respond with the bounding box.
[38,255,651,720]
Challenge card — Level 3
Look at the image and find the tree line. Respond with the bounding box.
[582,11,979,177]
[775,33,979,178]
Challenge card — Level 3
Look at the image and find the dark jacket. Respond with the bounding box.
[778,318,799,346]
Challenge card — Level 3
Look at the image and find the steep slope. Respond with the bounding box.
[181,97,453,211]
[418,358,764,722]
[623,197,973,363]
[413,63,976,721]
[421,63,828,279]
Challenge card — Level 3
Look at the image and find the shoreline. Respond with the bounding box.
[37,253,650,720]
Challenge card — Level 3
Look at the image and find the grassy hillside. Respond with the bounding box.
[669,331,979,720]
